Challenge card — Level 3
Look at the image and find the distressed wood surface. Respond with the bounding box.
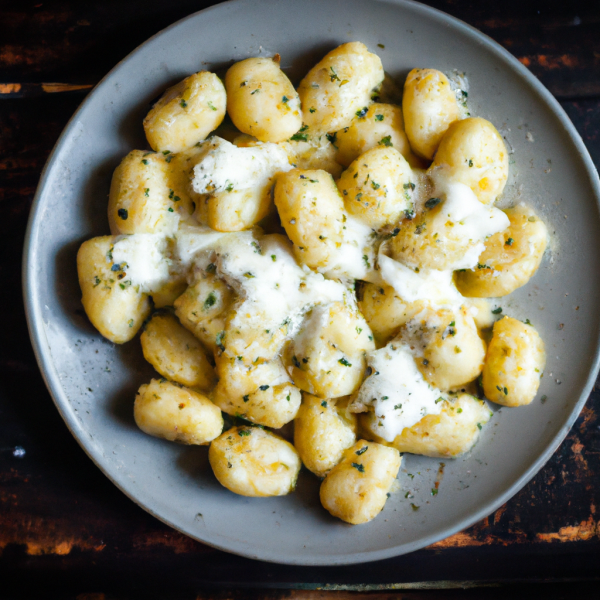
[1,0,600,598]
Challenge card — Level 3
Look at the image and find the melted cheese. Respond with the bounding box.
[213,232,347,343]
[191,136,291,194]
[379,252,462,306]
[430,177,509,270]
[351,342,444,442]
[324,215,376,281]
[111,234,170,293]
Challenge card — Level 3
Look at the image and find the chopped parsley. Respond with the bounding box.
[208,101,217,111]
[355,106,368,119]
[356,446,368,456]
[203,292,216,310]
[282,95,289,103]
[371,181,380,190]
[506,237,514,246]
[259,385,270,391]
[403,182,416,191]
[141,159,148,165]
[338,357,352,367]
[477,423,482,430]
[144,188,149,197]
[425,197,441,209]
[215,331,225,352]
[326,132,337,145]
[329,66,341,82]
[117,208,128,220]
[321,400,328,408]
[363,254,371,268]
[492,307,503,314]
[468,159,473,167]
[243,272,255,278]
[378,135,392,147]
[238,429,251,436]
[351,462,365,473]
[251,89,260,95]
[243,395,250,403]
[309,107,316,113]
[375,114,384,121]
[271,254,277,262]
[180,99,187,108]
[290,131,308,142]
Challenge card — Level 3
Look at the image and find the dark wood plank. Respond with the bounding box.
[0,0,600,98]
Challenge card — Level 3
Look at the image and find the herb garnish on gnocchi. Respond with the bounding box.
[77,42,548,525]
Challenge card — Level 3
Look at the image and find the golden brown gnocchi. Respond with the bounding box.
[298,42,384,136]
[359,394,492,458]
[399,306,486,391]
[209,426,301,497]
[140,312,216,391]
[482,316,546,407]
[143,71,226,154]
[283,302,375,398]
[430,117,509,205]
[334,103,413,167]
[294,394,357,477]
[357,283,424,347]
[320,440,401,524]
[77,236,151,344]
[456,205,548,298]
[274,169,345,270]
[402,68,462,160]
[174,273,234,355]
[134,378,223,444]
[225,56,302,143]
[336,146,414,229]
[108,150,181,236]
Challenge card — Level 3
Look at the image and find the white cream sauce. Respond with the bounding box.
[351,342,444,442]
[191,136,291,194]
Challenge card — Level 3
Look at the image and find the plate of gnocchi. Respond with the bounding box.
[24,0,600,564]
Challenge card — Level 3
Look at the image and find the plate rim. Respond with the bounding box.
[22,0,600,566]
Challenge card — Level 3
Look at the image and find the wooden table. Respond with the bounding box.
[1,1,599,597]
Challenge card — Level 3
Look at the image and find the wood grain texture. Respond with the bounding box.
[0,0,599,98]
[1,0,600,597]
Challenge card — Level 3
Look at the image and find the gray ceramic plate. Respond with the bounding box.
[23,0,600,565]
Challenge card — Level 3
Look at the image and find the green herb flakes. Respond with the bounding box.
[425,197,441,209]
[351,462,365,473]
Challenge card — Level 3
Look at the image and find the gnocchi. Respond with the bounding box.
[482,317,546,407]
[77,41,552,525]
[134,378,223,444]
[209,426,301,497]
[143,71,226,154]
[320,441,402,525]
